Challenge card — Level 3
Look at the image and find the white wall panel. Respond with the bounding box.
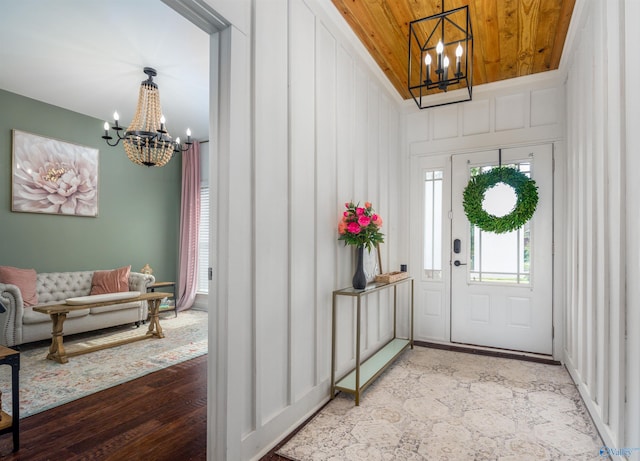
[406,111,429,144]
[334,44,356,377]
[353,66,368,197]
[208,0,404,458]
[606,0,625,444]
[530,88,559,127]
[463,99,490,136]
[215,23,252,461]
[253,0,291,429]
[432,104,459,140]
[419,289,444,340]
[408,73,564,157]
[562,0,640,451]
[315,21,337,387]
[624,0,640,450]
[377,98,394,342]
[254,0,291,428]
[495,93,526,131]
[289,0,317,406]
[366,82,381,347]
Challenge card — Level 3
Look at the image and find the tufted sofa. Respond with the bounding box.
[0,270,155,347]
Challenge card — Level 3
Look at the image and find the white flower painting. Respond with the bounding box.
[12,130,99,217]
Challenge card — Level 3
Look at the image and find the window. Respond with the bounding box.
[197,187,209,293]
[468,162,531,284]
[424,170,443,280]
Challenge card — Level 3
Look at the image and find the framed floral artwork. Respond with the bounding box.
[11,130,99,217]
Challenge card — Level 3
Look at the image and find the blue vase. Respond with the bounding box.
[352,246,367,290]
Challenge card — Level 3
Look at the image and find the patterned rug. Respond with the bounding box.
[278,346,604,460]
[0,309,207,418]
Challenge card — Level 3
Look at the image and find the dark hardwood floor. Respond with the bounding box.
[0,355,207,460]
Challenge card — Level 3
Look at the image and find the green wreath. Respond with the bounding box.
[462,167,538,234]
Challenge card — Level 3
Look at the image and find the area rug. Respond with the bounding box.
[0,309,207,418]
[277,346,604,460]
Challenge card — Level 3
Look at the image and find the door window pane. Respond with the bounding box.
[469,163,531,284]
[424,170,443,280]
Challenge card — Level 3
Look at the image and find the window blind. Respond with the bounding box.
[197,186,209,293]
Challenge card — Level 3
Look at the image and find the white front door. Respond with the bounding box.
[450,145,553,354]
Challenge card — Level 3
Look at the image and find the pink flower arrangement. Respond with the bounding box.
[338,201,384,251]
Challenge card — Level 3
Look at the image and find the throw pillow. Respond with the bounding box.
[90,265,131,295]
[0,265,38,307]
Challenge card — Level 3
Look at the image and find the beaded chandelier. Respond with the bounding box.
[101,67,191,167]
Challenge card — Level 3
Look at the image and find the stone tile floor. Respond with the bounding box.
[276,346,604,460]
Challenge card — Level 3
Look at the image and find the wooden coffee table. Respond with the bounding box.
[33,291,172,364]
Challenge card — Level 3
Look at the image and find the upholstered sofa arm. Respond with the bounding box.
[0,282,25,346]
[128,272,155,292]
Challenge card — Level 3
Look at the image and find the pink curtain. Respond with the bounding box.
[176,141,200,311]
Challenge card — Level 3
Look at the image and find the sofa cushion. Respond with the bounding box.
[0,265,38,307]
[65,291,141,305]
[36,271,93,304]
[90,265,131,295]
[90,300,143,315]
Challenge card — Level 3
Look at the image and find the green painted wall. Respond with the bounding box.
[0,89,181,284]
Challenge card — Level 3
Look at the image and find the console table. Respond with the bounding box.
[330,277,414,405]
[0,346,19,452]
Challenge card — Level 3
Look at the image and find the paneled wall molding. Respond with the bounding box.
[562,0,640,452]
[200,0,403,459]
[405,75,564,157]
[624,0,640,451]
[306,0,403,105]
[401,69,564,114]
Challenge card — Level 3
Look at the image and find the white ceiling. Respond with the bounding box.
[0,0,210,141]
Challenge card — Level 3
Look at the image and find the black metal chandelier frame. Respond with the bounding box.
[408,4,473,110]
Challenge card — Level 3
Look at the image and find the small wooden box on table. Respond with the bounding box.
[0,346,19,452]
[33,291,172,364]
[330,277,414,406]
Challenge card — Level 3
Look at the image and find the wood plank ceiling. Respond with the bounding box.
[331,0,576,100]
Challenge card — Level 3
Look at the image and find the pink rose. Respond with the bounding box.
[373,215,383,227]
[338,219,348,234]
[365,202,372,209]
[347,222,361,234]
[356,207,365,216]
[358,215,371,227]
[344,211,349,217]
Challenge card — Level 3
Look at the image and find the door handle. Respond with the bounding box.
[454,260,467,266]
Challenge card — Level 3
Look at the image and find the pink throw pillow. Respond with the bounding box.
[0,265,38,307]
[90,265,131,295]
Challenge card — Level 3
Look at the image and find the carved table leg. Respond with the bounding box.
[146,299,165,339]
[46,312,68,364]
